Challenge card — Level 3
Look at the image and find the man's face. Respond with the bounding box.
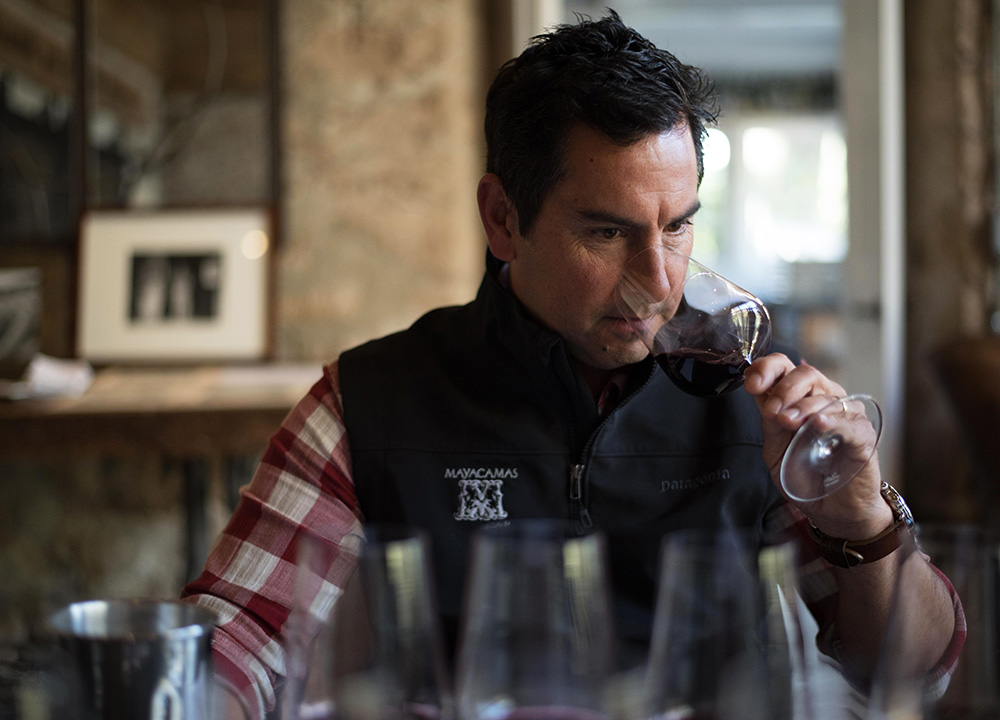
[506,122,700,372]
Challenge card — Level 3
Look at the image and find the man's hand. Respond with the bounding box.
[744,353,958,682]
[743,353,893,540]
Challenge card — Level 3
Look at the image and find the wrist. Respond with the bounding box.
[807,482,916,568]
[811,502,895,541]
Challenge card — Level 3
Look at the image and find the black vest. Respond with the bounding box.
[339,252,785,660]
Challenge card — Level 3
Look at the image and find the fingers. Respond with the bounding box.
[745,354,847,431]
[810,397,880,464]
[745,355,886,528]
[742,353,795,396]
[767,393,836,430]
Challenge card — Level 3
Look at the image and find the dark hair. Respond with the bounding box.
[484,9,718,235]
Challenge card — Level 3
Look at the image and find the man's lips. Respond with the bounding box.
[612,312,652,327]
[605,314,647,336]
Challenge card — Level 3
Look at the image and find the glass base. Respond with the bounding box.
[779,394,882,502]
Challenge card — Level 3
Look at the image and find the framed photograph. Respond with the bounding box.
[77,208,271,363]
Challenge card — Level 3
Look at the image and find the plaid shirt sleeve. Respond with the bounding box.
[767,502,966,696]
[181,361,362,720]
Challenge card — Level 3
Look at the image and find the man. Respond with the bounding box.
[183,11,963,719]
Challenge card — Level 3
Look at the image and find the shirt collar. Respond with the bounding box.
[493,254,633,417]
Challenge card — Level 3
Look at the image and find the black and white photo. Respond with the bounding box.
[77,209,269,362]
[129,253,222,322]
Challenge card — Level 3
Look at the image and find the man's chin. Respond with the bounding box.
[583,343,650,372]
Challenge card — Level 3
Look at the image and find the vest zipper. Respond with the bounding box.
[570,463,584,500]
[569,463,593,530]
[567,362,657,530]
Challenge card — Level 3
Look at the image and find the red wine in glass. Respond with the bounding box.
[619,255,772,398]
[656,350,749,398]
[617,247,881,500]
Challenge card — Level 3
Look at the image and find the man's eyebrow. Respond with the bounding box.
[575,209,643,229]
[670,199,702,225]
[575,199,702,228]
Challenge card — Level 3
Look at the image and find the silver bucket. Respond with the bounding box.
[48,599,216,720]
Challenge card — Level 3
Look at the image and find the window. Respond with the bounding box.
[695,113,848,373]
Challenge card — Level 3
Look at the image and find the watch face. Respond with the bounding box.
[899,499,915,527]
[881,482,915,527]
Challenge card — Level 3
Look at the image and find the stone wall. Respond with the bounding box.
[277,0,484,361]
[0,0,488,639]
[0,458,190,639]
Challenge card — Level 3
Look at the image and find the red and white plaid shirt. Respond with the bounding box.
[181,362,965,720]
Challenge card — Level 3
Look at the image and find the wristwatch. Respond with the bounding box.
[807,482,915,569]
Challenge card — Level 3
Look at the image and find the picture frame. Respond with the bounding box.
[77,208,271,363]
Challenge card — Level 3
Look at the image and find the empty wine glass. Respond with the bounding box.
[643,527,807,720]
[759,539,817,720]
[454,519,615,720]
[283,524,451,720]
[283,529,360,720]
[869,524,997,720]
[617,246,882,501]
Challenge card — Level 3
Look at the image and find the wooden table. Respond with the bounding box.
[0,363,323,581]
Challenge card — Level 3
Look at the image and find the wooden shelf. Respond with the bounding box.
[0,363,322,582]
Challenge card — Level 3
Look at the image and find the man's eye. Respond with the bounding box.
[596,227,622,240]
[666,219,693,235]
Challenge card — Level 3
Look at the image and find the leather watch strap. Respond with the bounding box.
[807,482,915,569]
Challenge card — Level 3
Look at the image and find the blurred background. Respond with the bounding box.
[1,0,998,638]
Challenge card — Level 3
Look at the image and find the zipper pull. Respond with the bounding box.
[569,464,593,529]
[570,464,585,500]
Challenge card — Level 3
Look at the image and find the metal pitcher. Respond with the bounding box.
[48,599,216,720]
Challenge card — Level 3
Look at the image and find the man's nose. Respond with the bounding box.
[627,245,674,304]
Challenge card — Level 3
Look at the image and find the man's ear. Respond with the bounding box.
[477,173,519,261]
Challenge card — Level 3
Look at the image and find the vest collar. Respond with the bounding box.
[478,249,566,371]
[476,250,656,405]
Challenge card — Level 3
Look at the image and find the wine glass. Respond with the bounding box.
[616,246,882,501]
[869,524,998,720]
[642,527,817,720]
[758,539,818,720]
[283,524,451,720]
[283,529,360,720]
[454,519,615,720]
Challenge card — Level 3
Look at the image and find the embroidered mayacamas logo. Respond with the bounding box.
[444,467,518,480]
[451,467,512,521]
